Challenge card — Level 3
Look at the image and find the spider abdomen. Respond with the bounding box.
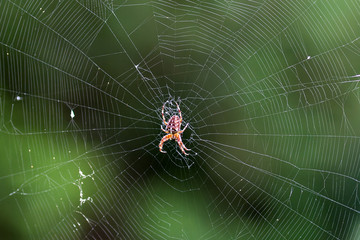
[166,115,181,132]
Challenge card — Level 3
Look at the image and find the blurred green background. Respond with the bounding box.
[1,0,360,239]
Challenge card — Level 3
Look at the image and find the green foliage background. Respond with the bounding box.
[1,0,360,239]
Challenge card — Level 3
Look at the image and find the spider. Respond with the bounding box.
[159,101,190,155]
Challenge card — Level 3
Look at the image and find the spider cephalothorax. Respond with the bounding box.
[159,101,190,155]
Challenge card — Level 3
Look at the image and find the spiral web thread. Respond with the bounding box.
[1,0,360,239]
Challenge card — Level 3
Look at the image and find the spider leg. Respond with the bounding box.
[159,134,172,153]
[176,134,190,155]
[162,102,167,125]
[179,143,190,155]
[178,123,189,134]
[161,126,169,133]
[182,142,191,151]
[175,102,182,124]
[179,144,188,155]
[178,134,191,151]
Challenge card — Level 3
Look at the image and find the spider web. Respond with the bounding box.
[1,0,360,239]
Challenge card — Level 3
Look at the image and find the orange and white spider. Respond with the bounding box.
[159,101,190,155]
